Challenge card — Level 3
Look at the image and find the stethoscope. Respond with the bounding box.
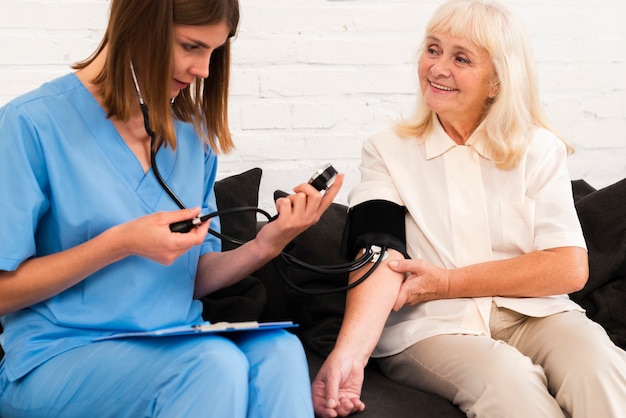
[129,63,386,295]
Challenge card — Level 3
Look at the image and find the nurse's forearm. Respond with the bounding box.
[194,237,276,298]
[0,227,127,316]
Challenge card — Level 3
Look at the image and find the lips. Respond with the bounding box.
[173,79,190,90]
[429,80,457,92]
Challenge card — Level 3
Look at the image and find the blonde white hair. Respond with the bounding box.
[395,0,572,168]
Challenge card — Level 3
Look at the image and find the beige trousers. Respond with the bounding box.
[377,304,626,418]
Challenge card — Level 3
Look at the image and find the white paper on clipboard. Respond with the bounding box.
[93,321,298,341]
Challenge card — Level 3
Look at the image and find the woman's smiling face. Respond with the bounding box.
[418,31,498,130]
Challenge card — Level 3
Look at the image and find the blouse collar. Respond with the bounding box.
[425,115,492,160]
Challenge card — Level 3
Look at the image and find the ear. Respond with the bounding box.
[488,76,500,101]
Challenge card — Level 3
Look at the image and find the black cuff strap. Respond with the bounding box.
[341,199,409,260]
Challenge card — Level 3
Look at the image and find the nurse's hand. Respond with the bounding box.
[254,173,344,257]
[387,258,451,311]
[116,207,210,265]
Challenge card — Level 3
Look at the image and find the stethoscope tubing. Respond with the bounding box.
[130,62,382,295]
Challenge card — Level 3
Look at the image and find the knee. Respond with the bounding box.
[187,338,250,383]
[546,321,626,383]
[478,343,549,392]
[241,330,309,379]
[466,347,563,417]
[267,331,305,356]
[262,331,307,368]
[552,341,626,388]
[150,340,250,417]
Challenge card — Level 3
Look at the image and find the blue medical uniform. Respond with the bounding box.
[0,74,314,417]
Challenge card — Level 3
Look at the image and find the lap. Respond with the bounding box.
[510,309,622,362]
[378,310,617,393]
[0,329,309,418]
[377,333,565,417]
[509,310,626,391]
[378,333,547,398]
[231,328,308,368]
[377,310,626,418]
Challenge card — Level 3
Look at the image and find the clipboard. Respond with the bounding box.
[93,321,298,341]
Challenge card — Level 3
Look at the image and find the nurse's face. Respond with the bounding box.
[170,22,231,98]
[418,31,498,130]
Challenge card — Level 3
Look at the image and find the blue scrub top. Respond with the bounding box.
[0,73,221,381]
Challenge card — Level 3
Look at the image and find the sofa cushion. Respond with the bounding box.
[213,167,263,251]
[200,168,268,323]
[571,179,597,201]
[570,177,626,349]
[271,190,349,357]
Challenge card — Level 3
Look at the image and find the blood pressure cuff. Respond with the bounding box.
[341,199,409,260]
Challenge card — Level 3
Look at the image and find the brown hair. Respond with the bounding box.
[73,0,240,153]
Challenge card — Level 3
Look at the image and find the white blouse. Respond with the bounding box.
[349,118,587,358]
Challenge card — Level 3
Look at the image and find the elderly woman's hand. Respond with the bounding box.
[387,258,451,311]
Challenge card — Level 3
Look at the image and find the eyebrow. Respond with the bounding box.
[183,36,228,50]
[187,38,210,49]
[426,36,474,55]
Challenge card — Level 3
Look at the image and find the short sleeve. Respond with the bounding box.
[199,148,221,255]
[348,132,405,208]
[525,129,586,251]
[0,104,50,271]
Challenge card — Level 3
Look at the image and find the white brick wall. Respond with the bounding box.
[1,0,624,212]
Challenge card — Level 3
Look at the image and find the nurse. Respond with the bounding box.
[0,0,342,417]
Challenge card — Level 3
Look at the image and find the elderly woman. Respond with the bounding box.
[312,1,626,417]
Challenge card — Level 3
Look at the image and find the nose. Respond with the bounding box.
[190,64,209,79]
[430,57,452,78]
[190,54,211,79]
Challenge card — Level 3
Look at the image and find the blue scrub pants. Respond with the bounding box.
[0,329,314,418]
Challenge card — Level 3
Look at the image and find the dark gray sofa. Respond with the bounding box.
[2,168,625,418]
